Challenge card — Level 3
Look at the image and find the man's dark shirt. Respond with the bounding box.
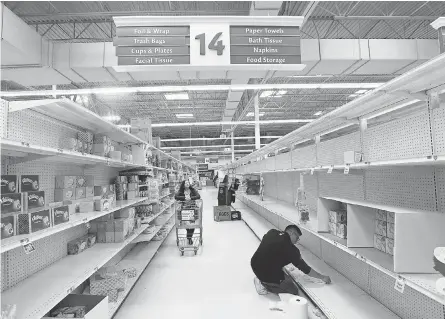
[251,229,311,284]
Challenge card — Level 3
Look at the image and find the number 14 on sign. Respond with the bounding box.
[195,32,225,55]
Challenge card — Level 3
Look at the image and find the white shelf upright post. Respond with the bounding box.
[231,132,235,162]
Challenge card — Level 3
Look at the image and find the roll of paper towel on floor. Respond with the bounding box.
[287,296,308,319]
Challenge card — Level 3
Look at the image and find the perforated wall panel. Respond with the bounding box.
[321,241,370,293]
[276,172,296,205]
[263,173,277,199]
[275,152,291,170]
[436,167,445,213]
[433,106,445,155]
[318,171,365,201]
[291,145,316,168]
[303,173,318,214]
[2,224,87,291]
[364,110,432,161]
[0,99,8,138]
[368,267,444,319]
[299,229,322,258]
[7,110,81,148]
[317,132,361,166]
[84,166,120,186]
[365,167,437,212]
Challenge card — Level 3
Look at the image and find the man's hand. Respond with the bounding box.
[322,275,331,284]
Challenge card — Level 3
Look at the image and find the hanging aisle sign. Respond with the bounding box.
[112,16,305,70]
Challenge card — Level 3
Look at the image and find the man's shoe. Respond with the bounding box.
[254,277,268,295]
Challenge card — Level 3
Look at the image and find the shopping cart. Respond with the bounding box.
[175,199,203,256]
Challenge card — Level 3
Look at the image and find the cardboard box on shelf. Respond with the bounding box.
[387,222,395,239]
[328,222,337,235]
[52,206,70,226]
[67,236,88,255]
[85,186,94,198]
[336,223,347,239]
[127,190,136,200]
[375,220,387,236]
[76,175,94,187]
[344,151,362,164]
[374,234,387,253]
[128,183,138,191]
[75,187,86,200]
[94,186,108,198]
[1,193,24,214]
[25,191,45,211]
[105,232,115,243]
[1,175,18,193]
[55,176,77,189]
[20,175,39,192]
[54,188,75,202]
[386,238,394,255]
[18,209,52,235]
[376,210,387,222]
[328,210,347,224]
[42,294,108,319]
[1,214,16,239]
[94,199,112,212]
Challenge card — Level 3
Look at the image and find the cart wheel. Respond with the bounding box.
[194,250,197,255]
[181,251,184,256]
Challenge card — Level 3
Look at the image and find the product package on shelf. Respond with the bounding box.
[49,305,86,318]
[374,234,387,253]
[67,236,88,255]
[328,222,337,236]
[1,193,24,214]
[54,188,75,202]
[19,175,39,192]
[336,224,347,239]
[76,176,94,188]
[55,176,77,189]
[89,267,128,302]
[94,199,112,212]
[113,218,130,242]
[386,238,394,255]
[329,210,347,224]
[375,220,387,236]
[75,187,86,200]
[387,222,395,239]
[114,207,135,219]
[17,209,52,234]
[1,175,18,193]
[376,209,387,221]
[1,214,16,239]
[52,206,70,226]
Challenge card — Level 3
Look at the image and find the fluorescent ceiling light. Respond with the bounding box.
[355,90,368,94]
[0,83,384,97]
[246,112,265,117]
[175,113,194,118]
[103,115,121,122]
[363,99,421,120]
[314,111,323,116]
[260,90,287,98]
[165,93,189,100]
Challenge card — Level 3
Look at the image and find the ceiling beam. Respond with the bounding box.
[0,83,383,98]
[161,136,282,142]
[152,119,313,128]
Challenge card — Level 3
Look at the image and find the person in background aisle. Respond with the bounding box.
[175,179,201,245]
[251,224,331,295]
[213,174,218,188]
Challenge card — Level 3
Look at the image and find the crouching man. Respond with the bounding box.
[251,225,331,295]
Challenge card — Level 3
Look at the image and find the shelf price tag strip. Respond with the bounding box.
[394,276,406,293]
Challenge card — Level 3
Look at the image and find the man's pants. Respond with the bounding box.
[261,274,299,295]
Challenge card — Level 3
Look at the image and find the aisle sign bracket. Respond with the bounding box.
[112,16,305,70]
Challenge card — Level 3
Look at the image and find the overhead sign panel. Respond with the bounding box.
[112,17,304,68]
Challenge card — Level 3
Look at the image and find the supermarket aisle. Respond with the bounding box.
[115,187,283,319]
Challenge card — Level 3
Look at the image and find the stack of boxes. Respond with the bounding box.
[115,176,138,201]
[88,207,141,244]
[54,175,95,214]
[89,266,128,303]
[328,209,347,239]
[148,179,160,201]
[374,209,395,255]
[1,174,59,239]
